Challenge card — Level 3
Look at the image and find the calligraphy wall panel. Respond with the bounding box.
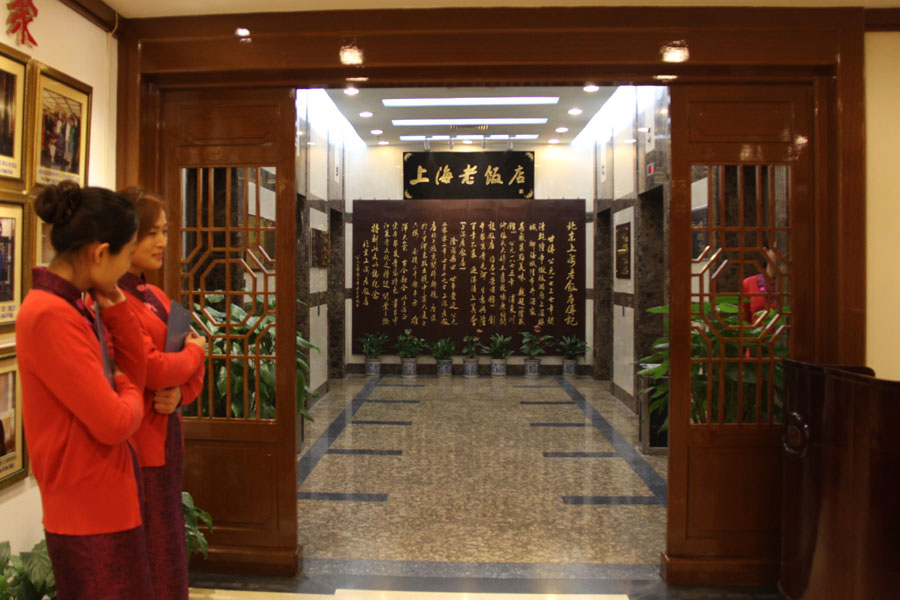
[352,199,585,352]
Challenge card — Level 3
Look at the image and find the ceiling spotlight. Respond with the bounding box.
[654,74,679,82]
[234,27,250,37]
[661,40,690,63]
[378,140,389,146]
[370,129,383,135]
[339,44,364,66]
[583,84,600,93]
[346,76,369,82]
[344,86,359,96]
[555,126,569,133]
[567,107,583,116]
[359,111,373,118]
[548,138,560,144]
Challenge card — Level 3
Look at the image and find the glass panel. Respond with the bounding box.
[689,165,790,425]
[180,166,278,420]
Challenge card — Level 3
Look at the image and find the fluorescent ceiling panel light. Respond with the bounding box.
[392,118,547,127]
[463,140,473,144]
[399,135,427,141]
[429,135,450,140]
[382,97,558,107]
[454,134,484,140]
[488,134,510,139]
[512,134,539,140]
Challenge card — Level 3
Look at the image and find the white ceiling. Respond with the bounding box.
[106,0,899,19]
[324,86,616,147]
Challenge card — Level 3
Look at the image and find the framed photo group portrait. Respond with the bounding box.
[0,41,92,488]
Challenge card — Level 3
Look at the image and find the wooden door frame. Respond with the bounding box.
[116,6,866,584]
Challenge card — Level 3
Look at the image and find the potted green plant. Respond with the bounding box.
[359,332,390,377]
[396,329,429,378]
[487,332,513,377]
[637,297,787,450]
[461,329,486,378]
[432,337,456,377]
[519,325,554,378]
[0,539,55,599]
[558,335,589,377]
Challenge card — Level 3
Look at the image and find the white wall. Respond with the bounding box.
[865,32,900,381]
[0,3,117,554]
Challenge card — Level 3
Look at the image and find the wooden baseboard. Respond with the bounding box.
[191,544,301,577]
[661,551,778,587]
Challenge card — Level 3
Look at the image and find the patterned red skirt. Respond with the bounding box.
[142,413,189,600]
[45,448,152,600]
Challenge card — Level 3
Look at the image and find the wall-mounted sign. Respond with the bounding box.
[403,151,534,200]
[615,222,631,279]
[351,199,585,350]
[6,0,38,47]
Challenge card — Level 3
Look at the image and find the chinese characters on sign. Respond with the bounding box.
[403,151,534,199]
[6,0,37,47]
[352,199,585,349]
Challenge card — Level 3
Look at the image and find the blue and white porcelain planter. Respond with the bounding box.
[401,357,418,378]
[523,358,541,378]
[463,357,479,378]
[365,358,381,377]
[490,358,507,377]
[436,359,453,377]
[562,359,577,377]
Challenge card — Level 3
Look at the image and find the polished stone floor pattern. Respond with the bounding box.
[297,376,667,568]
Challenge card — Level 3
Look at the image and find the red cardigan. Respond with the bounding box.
[124,282,205,467]
[17,289,147,535]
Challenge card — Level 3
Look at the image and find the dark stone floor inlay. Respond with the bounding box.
[530,422,591,427]
[298,492,389,502]
[326,449,403,456]
[543,451,617,458]
[351,420,413,426]
[520,400,577,405]
[562,495,662,505]
[364,399,421,404]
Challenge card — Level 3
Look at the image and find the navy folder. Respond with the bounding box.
[165,300,194,352]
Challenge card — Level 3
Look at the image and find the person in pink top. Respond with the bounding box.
[16,182,151,599]
[118,187,207,600]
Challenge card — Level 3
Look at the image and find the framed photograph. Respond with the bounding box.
[32,65,91,187]
[0,355,26,490]
[0,44,27,182]
[0,203,22,323]
[615,221,631,279]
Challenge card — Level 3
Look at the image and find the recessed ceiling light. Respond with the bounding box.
[234,27,250,37]
[661,40,690,63]
[392,118,547,127]
[346,76,369,82]
[567,108,583,116]
[370,129,383,135]
[378,140,389,146]
[555,126,569,133]
[583,84,600,93]
[339,44,364,66]
[344,86,359,96]
[382,97,559,107]
[654,74,679,82]
[359,111,373,118]
[548,139,560,144]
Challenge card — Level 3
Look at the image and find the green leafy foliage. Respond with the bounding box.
[557,335,589,360]
[461,332,487,358]
[431,338,456,360]
[637,297,787,431]
[487,333,513,359]
[519,325,554,359]
[0,540,56,600]
[358,332,390,359]
[190,292,318,422]
[395,329,429,359]
[182,491,214,559]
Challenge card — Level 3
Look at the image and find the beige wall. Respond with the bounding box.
[0,2,117,553]
[865,32,900,381]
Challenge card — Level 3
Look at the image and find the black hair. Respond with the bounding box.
[34,181,138,255]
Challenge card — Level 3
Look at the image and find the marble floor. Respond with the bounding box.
[191,375,776,599]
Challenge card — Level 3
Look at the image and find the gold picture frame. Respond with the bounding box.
[0,43,28,183]
[31,64,91,188]
[0,202,23,324]
[0,355,26,490]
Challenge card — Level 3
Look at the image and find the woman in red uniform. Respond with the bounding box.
[16,182,150,599]
[118,187,206,600]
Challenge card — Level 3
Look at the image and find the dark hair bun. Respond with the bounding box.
[34,181,83,226]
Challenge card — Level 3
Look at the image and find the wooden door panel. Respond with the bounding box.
[161,87,298,576]
[667,84,813,586]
